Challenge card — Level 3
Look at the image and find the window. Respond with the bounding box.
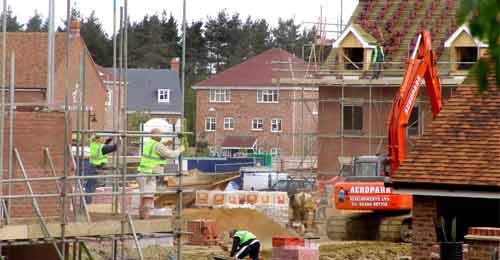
[205,117,216,132]
[157,89,170,103]
[354,162,378,177]
[251,118,263,131]
[343,105,363,131]
[343,48,364,70]
[209,89,231,103]
[271,118,283,133]
[105,89,112,110]
[408,106,419,136]
[456,47,477,70]
[224,117,234,130]
[270,147,280,156]
[257,89,279,103]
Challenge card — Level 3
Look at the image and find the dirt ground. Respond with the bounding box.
[86,241,410,260]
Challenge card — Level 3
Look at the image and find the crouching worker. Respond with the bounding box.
[137,128,184,219]
[229,230,260,260]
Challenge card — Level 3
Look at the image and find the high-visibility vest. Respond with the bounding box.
[234,230,256,245]
[371,46,385,64]
[90,142,108,166]
[137,139,166,174]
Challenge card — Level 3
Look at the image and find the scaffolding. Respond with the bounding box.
[0,1,190,260]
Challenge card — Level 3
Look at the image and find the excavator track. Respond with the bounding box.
[326,212,412,242]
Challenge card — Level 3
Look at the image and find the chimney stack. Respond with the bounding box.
[69,19,81,37]
[170,57,180,74]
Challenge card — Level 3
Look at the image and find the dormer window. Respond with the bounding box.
[456,47,477,70]
[332,25,377,72]
[343,48,364,70]
[157,89,170,103]
[444,25,488,72]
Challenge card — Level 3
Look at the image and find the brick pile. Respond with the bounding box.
[272,236,319,260]
[465,227,500,260]
[187,219,220,246]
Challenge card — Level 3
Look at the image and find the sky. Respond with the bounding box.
[3,0,357,37]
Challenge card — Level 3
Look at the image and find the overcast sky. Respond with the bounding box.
[4,0,357,37]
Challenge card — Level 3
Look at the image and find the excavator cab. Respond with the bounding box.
[348,155,390,181]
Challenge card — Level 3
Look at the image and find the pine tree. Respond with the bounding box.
[80,11,112,66]
[25,11,44,32]
[0,7,23,32]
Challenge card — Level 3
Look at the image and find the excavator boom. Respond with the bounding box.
[387,31,443,175]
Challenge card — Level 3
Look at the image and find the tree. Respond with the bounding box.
[272,18,301,56]
[25,11,45,32]
[80,11,112,66]
[0,7,22,32]
[457,0,499,91]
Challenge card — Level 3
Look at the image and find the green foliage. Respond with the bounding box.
[434,215,459,242]
[195,141,210,157]
[0,6,23,32]
[457,0,500,91]
[127,111,152,131]
[25,11,44,32]
[80,11,112,66]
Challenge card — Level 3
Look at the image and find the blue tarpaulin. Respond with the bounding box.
[184,157,263,173]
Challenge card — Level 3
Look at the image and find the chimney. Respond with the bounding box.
[170,57,180,74]
[70,19,80,37]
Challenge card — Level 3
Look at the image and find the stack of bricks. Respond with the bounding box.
[465,227,500,260]
[187,219,219,246]
[272,237,319,260]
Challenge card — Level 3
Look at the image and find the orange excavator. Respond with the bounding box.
[320,31,443,242]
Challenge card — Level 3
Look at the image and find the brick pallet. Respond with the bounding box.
[272,246,319,260]
[187,219,220,246]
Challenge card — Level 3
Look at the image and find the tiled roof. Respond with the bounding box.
[195,48,307,87]
[392,75,500,187]
[221,136,257,149]
[329,0,459,67]
[0,32,79,88]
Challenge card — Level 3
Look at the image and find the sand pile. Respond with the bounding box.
[183,208,293,248]
[319,242,411,260]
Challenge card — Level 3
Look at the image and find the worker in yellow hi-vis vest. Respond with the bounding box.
[229,229,260,260]
[85,135,117,203]
[137,128,184,219]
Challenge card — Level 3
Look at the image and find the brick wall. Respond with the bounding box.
[3,244,67,260]
[412,195,438,260]
[52,38,106,130]
[195,88,317,156]
[2,110,72,218]
[466,227,500,260]
[318,84,455,175]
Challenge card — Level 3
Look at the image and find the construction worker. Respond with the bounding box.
[229,230,260,260]
[84,135,118,203]
[137,128,184,219]
[371,42,385,79]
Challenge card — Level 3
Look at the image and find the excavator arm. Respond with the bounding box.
[387,31,443,175]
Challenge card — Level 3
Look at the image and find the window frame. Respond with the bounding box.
[157,89,171,103]
[343,104,363,132]
[224,117,234,130]
[257,89,279,103]
[270,147,280,156]
[407,106,420,136]
[209,89,231,103]
[251,118,264,131]
[205,117,216,132]
[270,118,283,133]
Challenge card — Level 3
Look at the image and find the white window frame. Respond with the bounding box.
[224,117,234,130]
[105,89,113,110]
[251,118,263,131]
[257,89,279,103]
[270,118,283,133]
[270,147,280,156]
[157,89,170,103]
[209,89,231,103]
[205,117,216,132]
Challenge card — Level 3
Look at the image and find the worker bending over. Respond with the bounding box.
[84,136,118,203]
[137,128,184,219]
[229,230,260,260]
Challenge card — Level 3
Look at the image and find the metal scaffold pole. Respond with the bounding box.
[177,0,187,259]
[6,50,14,225]
[0,0,8,228]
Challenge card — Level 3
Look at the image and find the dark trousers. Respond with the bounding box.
[80,160,98,204]
[235,240,260,260]
[372,62,382,79]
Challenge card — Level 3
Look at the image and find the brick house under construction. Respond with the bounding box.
[194,48,317,158]
[314,0,489,175]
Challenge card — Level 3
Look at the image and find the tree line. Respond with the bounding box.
[1,7,317,141]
